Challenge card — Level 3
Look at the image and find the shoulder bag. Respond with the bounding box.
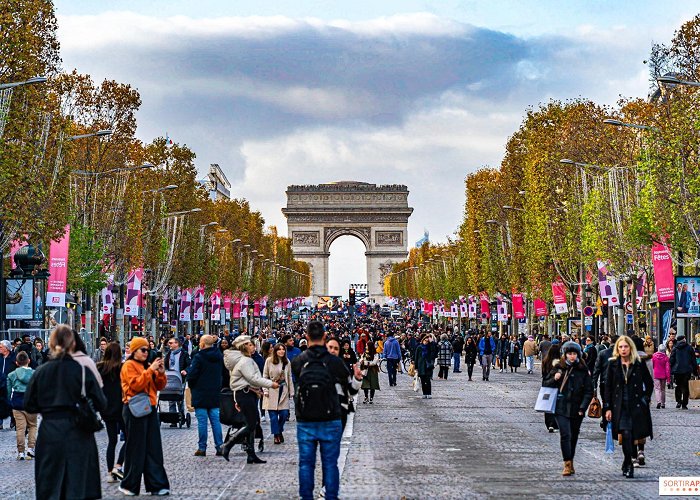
[75,365,104,433]
[128,392,153,418]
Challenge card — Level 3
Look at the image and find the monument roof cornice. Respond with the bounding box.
[286,183,409,193]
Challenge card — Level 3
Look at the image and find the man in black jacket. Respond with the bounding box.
[452,335,464,373]
[292,321,362,500]
[187,335,224,456]
[670,334,696,409]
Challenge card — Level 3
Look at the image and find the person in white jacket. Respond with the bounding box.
[221,336,278,463]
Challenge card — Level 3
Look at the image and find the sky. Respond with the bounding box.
[53,1,700,296]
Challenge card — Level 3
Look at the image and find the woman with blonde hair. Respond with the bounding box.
[24,325,107,499]
[263,343,294,444]
[604,335,653,478]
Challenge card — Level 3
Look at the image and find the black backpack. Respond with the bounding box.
[295,353,340,421]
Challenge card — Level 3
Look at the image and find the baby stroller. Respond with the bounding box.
[158,370,191,428]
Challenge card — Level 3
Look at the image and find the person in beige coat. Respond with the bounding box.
[263,344,294,444]
[523,335,539,374]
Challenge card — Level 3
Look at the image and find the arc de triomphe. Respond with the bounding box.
[282,181,413,304]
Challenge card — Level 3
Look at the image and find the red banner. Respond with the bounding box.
[551,281,568,314]
[534,297,548,316]
[479,292,490,319]
[223,293,232,320]
[512,293,525,319]
[652,242,674,302]
[46,226,71,308]
[253,300,260,317]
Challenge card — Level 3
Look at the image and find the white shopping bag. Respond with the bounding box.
[534,387,558,413]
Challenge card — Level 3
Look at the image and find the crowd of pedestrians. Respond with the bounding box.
[1,309,699,498]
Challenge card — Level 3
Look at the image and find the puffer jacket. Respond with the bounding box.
[224,349,274,393]
[652,351,671,381]
[6,366,34,396]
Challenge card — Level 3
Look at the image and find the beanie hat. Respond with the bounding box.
[562,341,581,355]
[551,339,560,345]
[233,335,252,348]
[129,336,148,352]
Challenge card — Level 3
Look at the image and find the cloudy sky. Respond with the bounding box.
[54,1,699,296]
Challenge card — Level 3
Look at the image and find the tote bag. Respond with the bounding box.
[534,387,558,413]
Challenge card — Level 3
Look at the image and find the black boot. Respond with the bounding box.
[221,426,249,462]
[246,433,266,464]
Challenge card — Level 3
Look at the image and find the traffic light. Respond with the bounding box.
[602,298,609,306]
[349,288,356,305]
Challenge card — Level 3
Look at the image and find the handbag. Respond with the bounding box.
[128,392,153,418]
[219,388,245,427]
[689,379,700,400]
[588,395,602,418]
[75,365,104,433]
[534,387,558,413]
[412,374,419,392]
[407,362,416,377]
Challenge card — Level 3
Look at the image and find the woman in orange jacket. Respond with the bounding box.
[118,337,170,496]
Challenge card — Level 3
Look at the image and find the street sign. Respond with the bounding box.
[583,306,594,317]
[626,314,633,324]
[584,316,593,326]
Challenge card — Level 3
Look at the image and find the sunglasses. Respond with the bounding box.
[138,347,149,353]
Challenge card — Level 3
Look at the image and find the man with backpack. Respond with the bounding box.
[291,321,363,500]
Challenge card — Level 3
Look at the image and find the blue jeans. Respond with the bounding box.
[194,407,223,452]
[297,420,343,500]
[453,353,461,372]
[268,409,289,435]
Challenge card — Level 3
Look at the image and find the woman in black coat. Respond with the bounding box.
[543,341,593,477]
[463,337,478,381]
[604,335,653,478]
[24,325,107,500]
[97,342,126,482]
[414,334,435,398]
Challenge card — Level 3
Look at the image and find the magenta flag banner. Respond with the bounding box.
[124,268,143,317]
[179,288,192,321]
[512,293,525,319]
[223,293,232,320]
[241,293,249,318]
[534,298,548,317]
[597,261,620,305]
[552,281,568,314]
[233,297,241,319]
[261,297,268,318]
[193,287,205,321]
[496,294,508,321]
[253,300,260,317]
[468,295,477,318]
[46,226,71,308]
[479,292,490,320]
[210,290,221,321]
[652,243,674,302]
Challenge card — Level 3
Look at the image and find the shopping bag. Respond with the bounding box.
[412,374,419,392]
[689,379,700,400]
[534,387,558,413]
[605,422,614,454]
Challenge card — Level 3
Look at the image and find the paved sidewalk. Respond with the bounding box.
[1,365,698,498]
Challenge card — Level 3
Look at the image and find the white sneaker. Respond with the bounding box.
[261,416,267,422]
[17,452,25,460]
[118,486,137,496]
[151,489,170,496]
[26,448,35,458]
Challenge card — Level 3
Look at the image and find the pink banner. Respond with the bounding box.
[179,288,192,321]
[223,293,232,320]
[193,286,205,321]
[124,268,143,317]
[210,289,221,321]
[468,295,477,318]
[552,281,568,314]
[233,297,241,319]
[512,293,525,319]
[479,292,490,319]
[46,226,71,308]
[496,294,508,321]
[253,300,260,317]
[534,297,548,317]
[652,243,674,302]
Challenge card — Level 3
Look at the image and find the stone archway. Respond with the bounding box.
[282,181,413,304]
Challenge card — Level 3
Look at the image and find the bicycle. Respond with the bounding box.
[378,351,412,374]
